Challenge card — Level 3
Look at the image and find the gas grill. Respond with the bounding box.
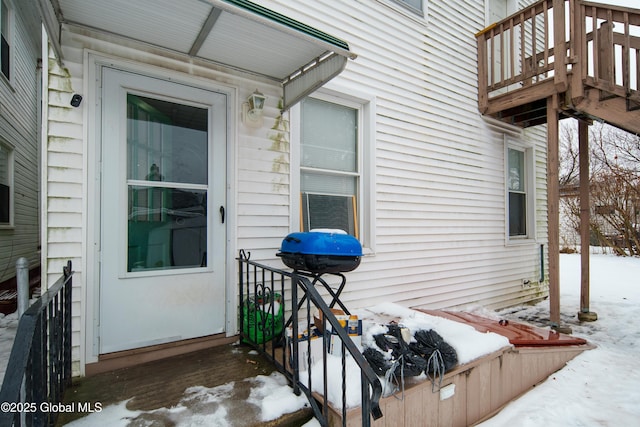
[277,230,362,314]
[276,231,362,274]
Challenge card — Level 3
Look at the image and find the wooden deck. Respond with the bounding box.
[55,343,313,426]
[476,0,640,134]
[54,311,592,427]
[335,343,591,427]
[327,309,594,427]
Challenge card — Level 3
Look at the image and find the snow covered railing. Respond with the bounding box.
[238,251,383,426]
[0,261,73,427]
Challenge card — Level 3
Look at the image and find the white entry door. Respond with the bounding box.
[99,68,227,353]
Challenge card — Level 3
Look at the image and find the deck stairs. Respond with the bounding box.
[477,0,640,135]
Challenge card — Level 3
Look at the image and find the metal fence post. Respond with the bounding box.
[16,257,29,427]
[16,257,29,316]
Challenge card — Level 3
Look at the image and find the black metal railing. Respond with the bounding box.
[0,261,73,427]
[238,251,382,427]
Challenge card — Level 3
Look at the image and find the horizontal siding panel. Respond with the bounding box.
[46,212,82,228]
[48,151,83,169]
[48,227,83,243]
[47,121,84,140]
[47,197,83,213]
[47,137,84,155]
[46,242,82,258]
[0,1,42,283]
[47,166,83,183]
[48,182,83,199]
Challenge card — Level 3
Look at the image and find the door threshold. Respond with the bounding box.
[86,333,238,376]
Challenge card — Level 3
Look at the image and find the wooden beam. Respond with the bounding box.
[573,88,640,135]
[578,120,598,322]
[570,0,585,104]
[597,21,614,87]
[579,120,590,312]
[553,0,567,92]
[547,95,561,328]
[477,29,488,114]
[485,79,558,116]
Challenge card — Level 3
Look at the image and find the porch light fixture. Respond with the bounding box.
[242,89,266,127]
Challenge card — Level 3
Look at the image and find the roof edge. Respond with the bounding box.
[210,0,356,59]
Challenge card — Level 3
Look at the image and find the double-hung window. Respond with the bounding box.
[294,90,375,250]
[292,90,375,251]
[0,140,12,226]
[300,97,360,237]
[506,142,535,240]
[1,0,10,80]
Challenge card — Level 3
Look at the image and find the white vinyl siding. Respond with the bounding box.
[0,0,41,283]
[260,0,547,311]
[46,0,548,373]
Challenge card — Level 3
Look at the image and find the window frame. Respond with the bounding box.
[505,137,536,244]
[0,0,12,83]
[0,139,14,228]
[391,0,424,16]
[291,88,376,253]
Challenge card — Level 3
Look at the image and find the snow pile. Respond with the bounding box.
[477,252,640,426]
[246,372,308,422]
[298,302,510,410]
[360,302,510,365]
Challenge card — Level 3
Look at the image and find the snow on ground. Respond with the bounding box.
[1,252,638,426]
[477,252,640,426]
[0,309,19,384]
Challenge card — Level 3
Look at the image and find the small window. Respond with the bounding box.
[300,97,360,238]
[507,145,534,240]
[0,141,13,225]
[508,148,526,236]
[393,0,423,14]
[1,0,10,80]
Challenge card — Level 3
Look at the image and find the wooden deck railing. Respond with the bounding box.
[578,2,640,105]
[477,0,640,117]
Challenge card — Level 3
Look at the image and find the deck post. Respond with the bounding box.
[476,28,489,114]
[553,0,567,92]
[570,0,585,104]
[546,94,567,332]
[578,120,597,322]
[597,21,614,87]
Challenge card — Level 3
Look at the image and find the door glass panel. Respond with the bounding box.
[126,94,209,272]
[127,94,208,184]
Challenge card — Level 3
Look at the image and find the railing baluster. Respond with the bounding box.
[0,261,74,427]
[478,0,639,106]
[237,252,382,426]
[623,12,630,95]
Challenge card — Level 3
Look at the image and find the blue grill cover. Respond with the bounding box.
[279,231,362,256]
[277,231,362,273]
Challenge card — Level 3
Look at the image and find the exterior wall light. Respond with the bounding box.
[242,89,266,127]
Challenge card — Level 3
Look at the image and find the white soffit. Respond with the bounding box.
[45,0,355,110]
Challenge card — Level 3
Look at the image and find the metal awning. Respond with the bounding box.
[39,0,356,110]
